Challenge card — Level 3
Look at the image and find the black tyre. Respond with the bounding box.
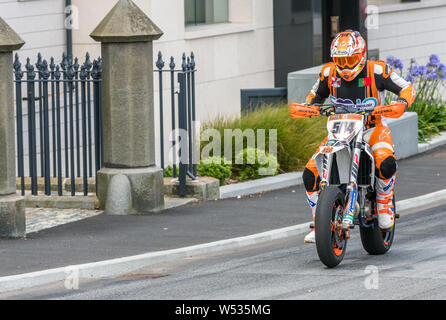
[315,186,347,268]
[360,196,396,255]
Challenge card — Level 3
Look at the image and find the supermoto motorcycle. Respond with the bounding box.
[292,102,398,268]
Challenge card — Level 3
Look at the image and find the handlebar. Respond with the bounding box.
[290,101,403,120]
[316,103,375,117]
[291,100,406,120]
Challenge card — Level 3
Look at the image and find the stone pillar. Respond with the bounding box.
[0,17,26,237]
[90,0,165,214]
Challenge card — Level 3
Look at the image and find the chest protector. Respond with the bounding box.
[327,60,390,128]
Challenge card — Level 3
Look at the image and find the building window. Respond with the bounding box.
[367,0,420,5]
[185,0,229,26]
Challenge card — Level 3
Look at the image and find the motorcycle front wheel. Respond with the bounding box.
[359,196,396,255]
[315,186,347,268]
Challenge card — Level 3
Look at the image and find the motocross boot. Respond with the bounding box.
[375,173,396,230]
[304,191,319,243]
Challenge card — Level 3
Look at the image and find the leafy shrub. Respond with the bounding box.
[233,148,279,181]
[200,104,326,173]
[386,54,446,142]
[164,165,179,178]
[410,98,446,143]
[197,156,232,185]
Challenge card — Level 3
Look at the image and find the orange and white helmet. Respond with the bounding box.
[331,30,367,81]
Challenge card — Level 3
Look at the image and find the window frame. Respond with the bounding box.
[185,0,229,27]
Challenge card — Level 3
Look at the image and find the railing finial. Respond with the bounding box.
[190,52,195,71]
[156,51,165,70]
[13,54,24,80]
[181,52,187,71]
[41,59,50,80]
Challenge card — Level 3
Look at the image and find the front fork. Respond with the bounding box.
[342,134,363,235]
[319,135,363,238]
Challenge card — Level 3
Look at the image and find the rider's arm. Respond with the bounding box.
[305,63,333,105]
[374,61,416,116]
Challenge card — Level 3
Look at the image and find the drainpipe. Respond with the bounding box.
[66,0,73,58]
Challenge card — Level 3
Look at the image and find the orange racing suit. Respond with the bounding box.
[303,60,416,221]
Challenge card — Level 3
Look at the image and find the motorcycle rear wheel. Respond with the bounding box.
[315,186,347,268]
[359,196,396,255]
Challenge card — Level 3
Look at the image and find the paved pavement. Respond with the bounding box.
[0,145,445,278]
[26,208,102,234]
[24,196,195,234]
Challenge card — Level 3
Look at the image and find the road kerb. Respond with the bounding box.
[220,172,303,199]
[0,222,312,293]
[396,189,446,215]
[1,189,446,293]
[417,131,446,154]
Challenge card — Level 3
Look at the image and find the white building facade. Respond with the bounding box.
[3,0,446,168]
[3,0,446,118]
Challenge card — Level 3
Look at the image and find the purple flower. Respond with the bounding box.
[411,65,423,77]
[426,71,438,80]
[429,54,440,65]
[386,56,395,65]
[405,74,415,83]
[388,54,445,83]
[437,63,446,79]
[386,56,403,70]
[417,65,428,77]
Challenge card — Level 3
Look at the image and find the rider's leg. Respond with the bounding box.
[366,125,397,230]
[302,137,327,243]
[303,158,321,219]
[303,159,319,243]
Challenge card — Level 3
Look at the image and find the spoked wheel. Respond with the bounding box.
[315,186,347,268]
[360,196,396,255]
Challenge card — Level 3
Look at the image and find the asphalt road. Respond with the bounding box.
[3,203,446,300]
[0,145,445,278]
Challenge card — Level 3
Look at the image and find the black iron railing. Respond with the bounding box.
[13,53,103,197]
[155,52,197,197]
[14,51,197,198]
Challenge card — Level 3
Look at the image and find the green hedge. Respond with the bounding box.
[233,148,279,181]
[200,104,326,174]
[197,156,232,186]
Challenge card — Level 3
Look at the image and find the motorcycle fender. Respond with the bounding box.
[314,146,351,184]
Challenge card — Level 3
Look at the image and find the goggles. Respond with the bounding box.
[333,54,361,69]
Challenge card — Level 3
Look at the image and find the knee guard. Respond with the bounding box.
[376,156,397,180]
[303,167,321,192]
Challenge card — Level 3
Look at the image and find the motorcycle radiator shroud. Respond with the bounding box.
[314,114,375,187]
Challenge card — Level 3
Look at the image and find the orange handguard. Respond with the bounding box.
[372,102,406,119]
[290,103,320,119]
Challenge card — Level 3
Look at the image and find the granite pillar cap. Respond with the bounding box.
[90,0,163,43]
[0,17,25,52]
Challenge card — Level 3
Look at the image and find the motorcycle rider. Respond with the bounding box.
[292,30,416,243]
